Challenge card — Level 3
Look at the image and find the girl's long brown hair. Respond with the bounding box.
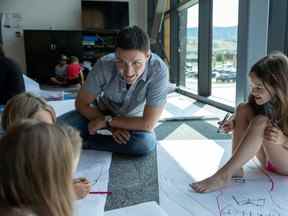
[0,120,80,216]
[248,51,288,134]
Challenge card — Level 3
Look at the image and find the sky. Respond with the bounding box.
[187,0,239,27]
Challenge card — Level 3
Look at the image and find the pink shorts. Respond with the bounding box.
[266,161,278,173]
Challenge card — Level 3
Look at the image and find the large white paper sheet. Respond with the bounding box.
[104,202,168,216]
[23,74,41,92]
[158,140,288,216]
[48,99,75,117]
[23,74,64,101]
[48,99,112,215]
[75,150,112,216]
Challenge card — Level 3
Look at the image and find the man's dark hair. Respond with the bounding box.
[115,26,150,52]
[0,43,5,57]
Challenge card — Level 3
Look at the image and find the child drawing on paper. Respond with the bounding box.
[1,92,91,199]
[192,51,288,193]
[0,120,80,215]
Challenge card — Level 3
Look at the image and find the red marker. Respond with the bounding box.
[89,191,112,195]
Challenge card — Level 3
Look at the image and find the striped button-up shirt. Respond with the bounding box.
[83,53,169,117]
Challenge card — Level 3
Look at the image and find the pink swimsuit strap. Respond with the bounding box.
[266,161,278,173]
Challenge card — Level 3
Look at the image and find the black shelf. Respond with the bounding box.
[81,29,118,64]
[24,29,118,83]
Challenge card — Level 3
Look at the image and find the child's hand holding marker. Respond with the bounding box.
[73,177,92,200]
[217,113,234,133]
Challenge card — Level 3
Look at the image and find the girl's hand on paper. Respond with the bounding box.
[73,177,92,200]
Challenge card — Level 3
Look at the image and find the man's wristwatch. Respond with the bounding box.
[104,115,113,128]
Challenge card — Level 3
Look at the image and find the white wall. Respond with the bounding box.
[0,0,148,72]
[0,0,82,71]
[129,0,147,32]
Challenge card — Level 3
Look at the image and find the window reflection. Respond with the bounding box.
[211,0,238,106]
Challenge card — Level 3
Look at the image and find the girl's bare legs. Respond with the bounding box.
[233,105,267,173]
[192,115,269,193]
[231,103,255,177]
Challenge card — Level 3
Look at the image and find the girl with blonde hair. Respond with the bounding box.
[1,92,56,130]
[192,51,288,193]
[1,92,91,199]
[0,120,82,215]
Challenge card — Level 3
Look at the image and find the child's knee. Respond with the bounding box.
[236,103,253,117]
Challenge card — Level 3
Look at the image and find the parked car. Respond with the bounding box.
[212,69,221,78]
[185,67,198,78]
[215,72,236,82]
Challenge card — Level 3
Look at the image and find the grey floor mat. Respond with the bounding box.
[105,149,159,210]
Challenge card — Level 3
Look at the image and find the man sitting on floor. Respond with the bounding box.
[59,25,168,156]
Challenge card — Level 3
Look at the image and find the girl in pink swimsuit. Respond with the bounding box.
[192,52,288,193]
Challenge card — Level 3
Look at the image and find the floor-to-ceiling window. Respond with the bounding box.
[163,14,171,64]
[159,0,270,112]
[210,0,238,106]
[178,3,199,94]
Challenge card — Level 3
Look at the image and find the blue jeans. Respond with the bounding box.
[58,110,157,156]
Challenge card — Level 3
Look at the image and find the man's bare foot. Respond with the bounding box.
[232,167,244,178]
[190,172,231,193]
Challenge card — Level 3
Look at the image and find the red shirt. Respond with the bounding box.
[67,63,81,80]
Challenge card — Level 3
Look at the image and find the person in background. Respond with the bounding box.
[81,60,93,79]
[1,92,91,199]
[0,43,25,105]
[66,56,84,85]
[59,25,169,156]
[49,54,69,86]
[0,120,81,215]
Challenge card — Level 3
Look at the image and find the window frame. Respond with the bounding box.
[164,0,269,112]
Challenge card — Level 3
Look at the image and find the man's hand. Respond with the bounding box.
[88,117,106,135]
[111,128,131,144]
[264,124,287,146]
